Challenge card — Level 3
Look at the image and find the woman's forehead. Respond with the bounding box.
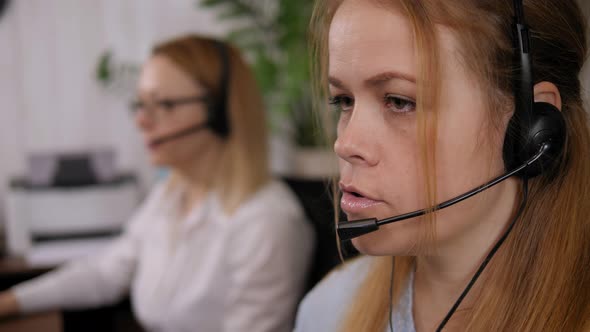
[328,1,415,84]
[328,0,469,89]
[138,56,205,96]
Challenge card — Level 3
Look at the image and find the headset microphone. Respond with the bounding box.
[149,122,209,147]
[338,0,567,242]
[337,142,549,242]
[337,1,567,331]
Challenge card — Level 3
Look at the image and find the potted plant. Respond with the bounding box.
[199,0,337,178]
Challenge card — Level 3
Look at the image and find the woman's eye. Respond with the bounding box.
[328,95,354,112]
[384,94,416,113]
[157,99,176,111]
[129,100,144,113]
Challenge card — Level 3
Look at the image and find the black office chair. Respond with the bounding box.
[283,177,359,292]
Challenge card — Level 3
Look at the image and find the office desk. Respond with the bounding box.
[0,256,51,274]
[0,311,62,332]
[0,256,51,293]
[0,256,59,331]
[0,255,143,332]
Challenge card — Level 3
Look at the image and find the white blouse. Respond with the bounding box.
[13,179,315,332]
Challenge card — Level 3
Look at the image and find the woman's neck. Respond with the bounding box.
[412,178,520,331]
[173,146,223,216]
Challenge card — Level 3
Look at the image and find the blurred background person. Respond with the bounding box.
[0,34,314,332]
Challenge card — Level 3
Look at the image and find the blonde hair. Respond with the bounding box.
[153,35,269,214]
[310,0,590,331]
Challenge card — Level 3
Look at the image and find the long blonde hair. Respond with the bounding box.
[152,35,269,215]
[310,0,590,331]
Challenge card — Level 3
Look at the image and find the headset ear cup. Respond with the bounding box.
[503,102,566,179]
[206,99,216,132]
[503,112,523,174]
[207,99,230,138]
[210,41,230,138]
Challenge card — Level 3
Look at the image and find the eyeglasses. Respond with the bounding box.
[129,95,208,119]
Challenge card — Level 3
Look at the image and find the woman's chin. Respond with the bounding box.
[148,153,170,167]
[351,235,389,256]
[351,231,417,256]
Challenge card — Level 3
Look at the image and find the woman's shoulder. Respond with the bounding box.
[250,179,302,209]
[295,256,373,332]
[232,179,307,225]
[300,255,372,306]
[225,179,314,249]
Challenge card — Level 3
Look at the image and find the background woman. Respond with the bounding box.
[0,35,314,332]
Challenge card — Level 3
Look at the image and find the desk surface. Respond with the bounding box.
[0,257,59,331]
[0,256,142,332]
[0,311,62,332]
[0,256,52,294]
[0,256,51,275]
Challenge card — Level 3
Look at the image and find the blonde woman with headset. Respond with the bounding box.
[296,0,590,331]
[0,35,314,332]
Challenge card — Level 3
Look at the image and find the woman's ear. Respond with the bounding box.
[533,81,562,111]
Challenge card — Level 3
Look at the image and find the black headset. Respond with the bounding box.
[208,40,231,138]
[502,0,566,179]
[344,0,566,331]
[144,39,232,148]
[337,0,568,243]
[432,3,568,330]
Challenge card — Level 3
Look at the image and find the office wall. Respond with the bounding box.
[0,0,232,226]
[0,1,588,228]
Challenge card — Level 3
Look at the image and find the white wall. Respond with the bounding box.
[0,0,232,225]
[0,1,589,228]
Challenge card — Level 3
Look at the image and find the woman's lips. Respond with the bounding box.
[146,140,160,150]
[340,191,383,214]
[146,137,167,150]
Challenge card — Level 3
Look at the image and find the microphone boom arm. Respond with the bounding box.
[337,143,548,241]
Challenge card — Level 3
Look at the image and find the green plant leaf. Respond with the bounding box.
[199,0,320,146]
[96,50,112,84]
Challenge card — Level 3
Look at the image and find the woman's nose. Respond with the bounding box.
[334,108,379,167]
[134,108,156,132]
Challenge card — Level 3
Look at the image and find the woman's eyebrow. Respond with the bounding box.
[328,76,347,89]
[364,71,416,87]
[328,71,416,90]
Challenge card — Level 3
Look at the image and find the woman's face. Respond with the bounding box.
[135,55,219,168]
[330,0,515,255]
